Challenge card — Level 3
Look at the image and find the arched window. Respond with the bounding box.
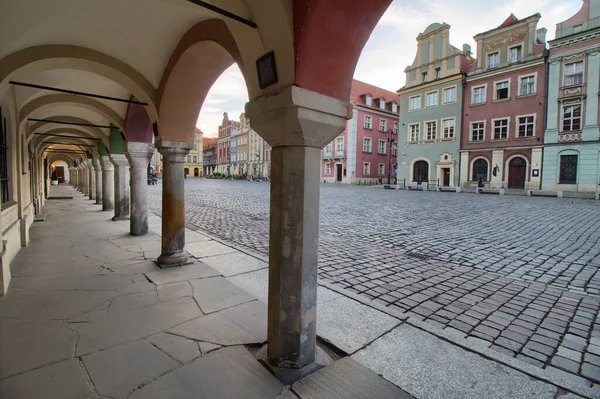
[472,159,489,181]
[413,160,428,182]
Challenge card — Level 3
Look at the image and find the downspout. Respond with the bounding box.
[540,48,550,190]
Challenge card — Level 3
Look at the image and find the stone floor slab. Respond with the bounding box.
[186,240,237,259]
[0,319,77,379]
[128,346,283,399]
[190,276,255,313]
[147,332,201,363]
[228,268,268,303]
[10,270,134,292]
[185,228,212,243]
[157,281,192,302]
[200,252,267,277]
[76,297,203,356]
[317,295,401,354]
[145,263,220,285]
[108,290,159,313]
[169,300,266,346]
[82,339,178,399]
[352,324,559,399]
[293,357,413,399]
[0,359,93,399]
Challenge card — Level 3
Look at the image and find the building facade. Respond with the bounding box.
[460,14,547,189]
[397,23,473,187]
[217,112,232,175]
[321,80,399,184]
[236,122,248,176]
[542,0,600,193]
[184,128,203,177]
[202,137,218,176]
[241,113,271,179]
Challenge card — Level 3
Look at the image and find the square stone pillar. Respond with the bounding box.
[86,159,95,200]
[101,156,115,211]
[156,140,193,267]
[125,142,154,236]
[93,158,102,205]
[246,85,351,370]
[111,154,130,221]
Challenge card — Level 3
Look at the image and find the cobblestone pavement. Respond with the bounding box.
[148,179,600,384]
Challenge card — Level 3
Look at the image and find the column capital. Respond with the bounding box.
[157,140,193,163]
[85,159,93,168]
[125,141,154,167]
[100,155,114,171]
[92,157,102,171]
[245,85,351,148]
[110,154,129,168]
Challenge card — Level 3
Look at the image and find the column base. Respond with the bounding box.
[156,251,191,268]
[255,345,332,385]
[111,216,130,221]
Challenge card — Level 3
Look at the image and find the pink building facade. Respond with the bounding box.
[460,13,547,189]
[321,80,399,184]
[217,112,232,173]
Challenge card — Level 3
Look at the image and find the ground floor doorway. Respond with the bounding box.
[508,157,526,189]
[336,164,343,182]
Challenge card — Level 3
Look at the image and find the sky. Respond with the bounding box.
[197,0,582,137]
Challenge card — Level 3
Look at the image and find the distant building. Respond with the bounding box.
[321,79,399,184]
[460,13,547,190]
[237,121,249,176]
[397,23,473,187]
[202,137,218,175]
[542,0,600,194]
[217,112,233,175]
[241,113,271,179]
[184,128,203,177]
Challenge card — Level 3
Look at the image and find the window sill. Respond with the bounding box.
[442,101,457,105]
[491,138,510,142]
[514,136,536,140]
[441,137,456,141]
[516,93,537,99]
[492,97,511,103]
[425,105,438,108]
[470,102,487,107]
[423,139,436,143]
[468,140,486,143]
[363,127,372,130]
[408,109,421,112]
[362,151,373,154]
[377,152,387,155]
[407,141,419,144]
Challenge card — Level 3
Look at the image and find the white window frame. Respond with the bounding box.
[425,90,438,108]
[378,163,385,176]
[325,162,331,175]
[472,84,487,105]
[379,98,385,110]
[508,43,523,64]
[442,86,457,104]
[391,103,398,113]
[518,73,537,96]
[378,139,387,155]
[363,162,371,175]
[393,122,399,134]
[408,123,420,143]
[487,51,500,69]
[187,155,192,163]
[470,120,486,142]
[324,143,332,155]
[379,118,387,132]
[365,94,372,106]
[364,115,372,129]
[516,114,536,138]
[422,71,428,82]
[442,118,455,139]
[493,78,511,101]
[491,117,510,140]
[561,103,582,132]
[335,137,344,154]
[425,120,437,141]
[409,95,421,111]
[564,60,584,87]
[363,137,372,152]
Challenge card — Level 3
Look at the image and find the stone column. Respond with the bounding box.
[246,85,350,370]
[111,154,130,220]
[101,156,115,211]
[70,167,77,188]
[77,166,85,192]
[82,165,89,195]
[86,159,95,200]
[126,142,154,236]
[156,140,192,267]
[94,158,102,205]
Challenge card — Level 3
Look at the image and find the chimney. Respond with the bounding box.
[463,43,472,57]
[536,28,547,44]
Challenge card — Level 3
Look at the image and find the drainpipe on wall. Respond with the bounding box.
[540,48,550,190]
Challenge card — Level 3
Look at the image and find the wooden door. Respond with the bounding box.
[336,164,342,182]
[508,157,526,189]
[55,166,65,183]
[442,168,450,186]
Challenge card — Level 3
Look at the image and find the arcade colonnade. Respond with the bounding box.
[0,0,391,373]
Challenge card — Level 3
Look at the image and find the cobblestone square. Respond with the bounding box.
[149,180,600,384]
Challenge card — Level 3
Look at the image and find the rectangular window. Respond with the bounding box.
[471,122,485,142]
[509,45,522,63]
[325,163,331,175]
[520,76,535,96]
[378,139,386,154]
[379,98,385,110]
[562,104,582,131]
[379,118,387,132]
[193,155,198,163]
[409,96,421,111]
[443,87,456,104]
[496,81,509,100]
[363,162,371,175]
[378,163,385,176]
[391,144,397,156]
[473,86,486,104]
[364,115,372,129]
[488,52,499,68]
[426,91,438,107]
[187,155,192,162]
[393,122,399,134]
[425,121,437,140]
[493,119,509,140]
[409,124,419,142]
[324,143,332,155]
[365,95,372,106]
[435,67,441,79]
[559,155,578,184]
[391,103,398,113]
[518,116,535,137]
[422,71,428,82]
[442,119,455,139]
[363,138,372,152]
[0,108,8,205]
[335,137,344,154]
[565,61,584,86]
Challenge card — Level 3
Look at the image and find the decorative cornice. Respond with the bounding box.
[550,29,600,49]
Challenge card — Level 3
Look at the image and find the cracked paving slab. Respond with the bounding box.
[189,276,256,314]
[145,262,221,285]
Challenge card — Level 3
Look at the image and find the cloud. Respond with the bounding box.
[199,0,582,135]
